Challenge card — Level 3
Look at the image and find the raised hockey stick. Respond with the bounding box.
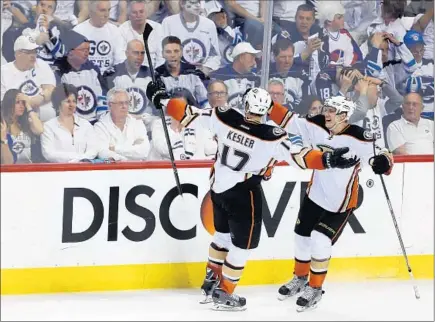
[371,139,420,299]
[143,23,183,197]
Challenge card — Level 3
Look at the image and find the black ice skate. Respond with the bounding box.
[296,285,324,312]
[199,268,219,304]
[277,275,308,301]
[211,287,247,311]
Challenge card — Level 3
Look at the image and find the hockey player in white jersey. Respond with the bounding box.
[147,82,359,311]
[268,95,394,311]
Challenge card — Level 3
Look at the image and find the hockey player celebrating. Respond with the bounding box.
[268,95,394,311]
[146,81,359,311]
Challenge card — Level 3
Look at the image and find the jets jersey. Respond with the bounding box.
[354,99,388,148]
[269,62,305,107]
[161,13,221,71]
[210,65,260,111]
[73,20,126,74]
[269,103,389,213]
[52,59,107,123]
[102,63,152,116]
[118,19,165,68]
[1,58,56,122]
[155,62,208,108]
[326,29,363,67]
[216,25,243,68]
[413,13,433,60]
[165,98,328,193]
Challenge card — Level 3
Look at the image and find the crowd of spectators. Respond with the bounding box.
[0,0,433,164]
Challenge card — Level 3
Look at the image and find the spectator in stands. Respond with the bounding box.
[2,0,72,65]
[1,35,56,122]
[52,31,107,124]
[294,94,322,117]
[205,3,243,68]
[272,0,305,25]
[397,30,434,115]
[315,1,363,68]
[1,0,35,26]
[387,92,434,155]
[108,0,128,26]
[206,79,228,108]
[210,41,260,111]
[94,88,150,161]
[118,0,164,69]
[51,0,89,28]
[1,89,44,163]
[411,6,433,60]
[267,78,286,106]
[156,36,208,108]
[146,0,181,23]
[102,39,154,128]
[162,0,221,75]
[0,115,17,164]
[270,36,304,107]
[73,0,126,74]
[41,84,99,163]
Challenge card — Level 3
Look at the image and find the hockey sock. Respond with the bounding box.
[309,257,330,288]
[220,244,250,294]
[294,234,311,277]
[207,242,229,277]
[294,258,310,277]
[309,231,332,288]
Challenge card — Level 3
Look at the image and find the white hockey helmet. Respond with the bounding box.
[243,87,272,116]
[323,95,355,120]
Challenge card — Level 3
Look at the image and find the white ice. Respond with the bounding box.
[1,280,433,321]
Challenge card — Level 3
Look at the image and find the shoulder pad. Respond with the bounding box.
[216,105,231,113]
[342,125,375,142]
[272,127,286,137]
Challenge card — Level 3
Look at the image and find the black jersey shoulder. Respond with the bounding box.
[305,114,329,133]
[341,124,375,142]
[214,107,287,141]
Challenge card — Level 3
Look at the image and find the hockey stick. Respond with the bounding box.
[143,23,183,197]
[371,139,420,299]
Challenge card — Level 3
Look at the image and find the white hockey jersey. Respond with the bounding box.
[354,99,388,148]
[102,63,153,116]
[166,98,329,193]
[118,19,165,68]
[326,29,363,67]
[413,13,434,60]
[161,13,221,71]
[269,103,386,213]
[216,25,243,68]
[52,59,107,123]
[73,20,126,74]
[1,58,56,122]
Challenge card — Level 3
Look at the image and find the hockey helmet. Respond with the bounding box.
[323,95,355,119]
[243,87,272,116]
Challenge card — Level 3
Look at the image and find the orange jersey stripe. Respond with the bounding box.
[304,150,325,170]
[166,98,187,121]
[269,102,293,128]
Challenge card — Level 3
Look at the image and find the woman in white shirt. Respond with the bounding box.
[2,89,44,163]
[41,84,99,163]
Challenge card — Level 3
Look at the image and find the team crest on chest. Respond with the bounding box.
[19,80,39,96]
[76,85,97,114]
[181,38,206,65]
[127,87,147,114]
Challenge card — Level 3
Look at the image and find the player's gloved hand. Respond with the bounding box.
[322,147,359,169]
[369,153,392,175]
[146,79,169,109]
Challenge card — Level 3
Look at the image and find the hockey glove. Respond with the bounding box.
[146,79,169,109]
[369,154,392,175]
[322,147,359,169]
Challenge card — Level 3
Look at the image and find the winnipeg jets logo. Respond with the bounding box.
[127,87,147,115]
[223,45,234,63]
[97,41,111,56]
[19,80,39,96]
[12,141,25,154]
[181,38,206,65]
[76,86,96,114]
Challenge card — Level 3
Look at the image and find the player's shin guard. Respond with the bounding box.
[212,245,249,311]
[278,234,310,300]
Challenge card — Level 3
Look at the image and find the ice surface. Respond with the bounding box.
[1,280,433,321]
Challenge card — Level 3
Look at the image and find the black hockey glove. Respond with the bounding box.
[322,147,359,169]
[369,154,392,175]
[146,79,169,109]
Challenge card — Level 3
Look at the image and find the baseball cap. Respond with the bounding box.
[14,35,39,51]
[403,30,425,47]
[231,42,261,59]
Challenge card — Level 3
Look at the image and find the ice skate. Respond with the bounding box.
[211,287,247,311]
[199,268,219,304]
[277,275,308,301]
[296,285,324,312]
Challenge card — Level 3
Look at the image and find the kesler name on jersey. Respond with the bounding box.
[227,130,255,149]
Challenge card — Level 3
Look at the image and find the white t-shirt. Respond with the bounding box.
[235,0,260,18]
[1,59,56,122]
[118,19,164,68]
[387,116,434,155]
[73,20,126,74]
[53,0,75,21]
[10,130,32,163]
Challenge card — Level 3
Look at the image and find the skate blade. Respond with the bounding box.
[199,295,213,304]
[296,300,320,313]
[211,303,247,311]
[277,289,304,301]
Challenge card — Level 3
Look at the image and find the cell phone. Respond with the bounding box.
[308,33,319,40]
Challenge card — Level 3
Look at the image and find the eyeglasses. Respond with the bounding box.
[209,91,228,97]
[269,92,284,97]
[110,100,130,106]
